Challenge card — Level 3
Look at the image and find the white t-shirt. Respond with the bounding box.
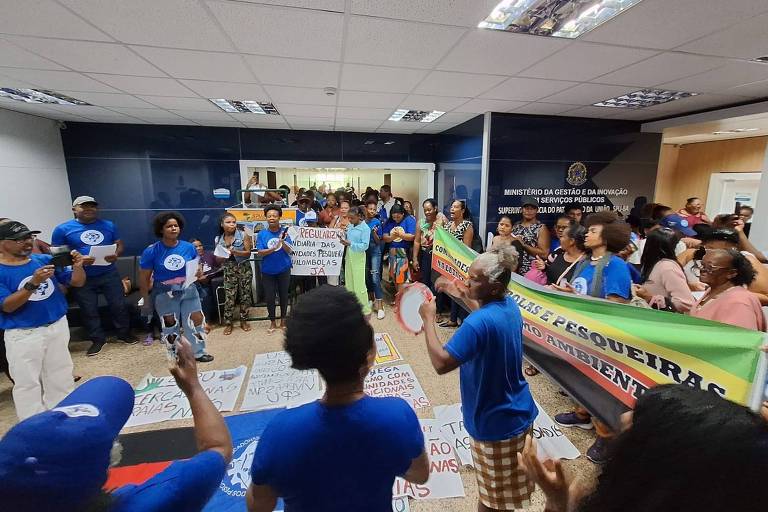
[628,238,686,265]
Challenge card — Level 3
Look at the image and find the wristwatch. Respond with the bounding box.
[23,281,39,291]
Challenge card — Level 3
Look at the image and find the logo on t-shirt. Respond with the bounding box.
[266,237,281,250]
[18,276,55,301]
[221,436,261,496]
[80,230,105,245]
[163,254,186,271]
[571,277,588,296]
[52,404,100,418]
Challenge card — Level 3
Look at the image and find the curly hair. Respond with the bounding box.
[474,245,519,286]
[566,223,587,252]
[723,248,757,286]
[152,211,185,238]
[263,205,282,217]
[584,211,631,253]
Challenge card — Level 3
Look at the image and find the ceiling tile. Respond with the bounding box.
[168,110,237,122]
[398,94,469,111]
[7,37,164,76]
[0,38,66,70]
[340,64,428,94]
[289,123,334,131]
[562,106,622,119]
[480,77,578,102]
[413,71,505,97]
[109,107,185,120]
[725,80,768,99]
[237,0,345,11]
[453,98,527,113]
[87,74,195,96]
[244,56,339,88]
[277,104,336,117]
[0,68,119,93]
[208,1,344,60]
[519,43,658,82]
[242,118,291,129]
[57,91,156,108]
[131,47,255,82]
[345,16,466,68]
[638,93,752,113]
[61,0,233,50]
[511,102,579,115]
[187,119,242,127]
[659,61,768,93]
[284,116,335,126]
[431,112,478,124]
[179,80,268,99]
[0,0,112,41]
[150,119,201,126]
[677,13,768,59]
[237,114,287,125]
[264,85,337,106]
[338,90,407,108]
[334,118,383,129]
[541,83,638,105]
[335,106,392,120]
[417,123,453,133]
[350,0,498,27]
[582,0,768,50]
[593,53,727,87]
[377,121,420,133]
[438,31,568,75]
[137,96,220,111]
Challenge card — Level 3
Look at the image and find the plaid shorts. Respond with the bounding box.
[470,429,535,510]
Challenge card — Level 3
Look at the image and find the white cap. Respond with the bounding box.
[72,196,98,207]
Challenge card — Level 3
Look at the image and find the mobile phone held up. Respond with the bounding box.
[49,245,73,268]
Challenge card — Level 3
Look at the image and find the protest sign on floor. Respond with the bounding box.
[364,363,430,409]
[240,351,324,412]
[375,332,403,365]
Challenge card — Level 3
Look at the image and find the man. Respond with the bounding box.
[0,221,85,420]
[418,247,538,512]
[677,197,711,228]
[563,202,583,224]
[0,338,233,511]
[377,185,396,223]
[52,196,136,356]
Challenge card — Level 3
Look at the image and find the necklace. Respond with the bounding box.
[590,255,603,261]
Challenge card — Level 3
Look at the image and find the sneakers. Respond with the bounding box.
[118,333,139,345]
[196,354,214,363]
[86,341,104,357]
[377,309,385,320]
[554,411,594,430]
[586,436,610,464]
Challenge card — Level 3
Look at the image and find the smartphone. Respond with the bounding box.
[49,245,73,268]
[735,201,742,215]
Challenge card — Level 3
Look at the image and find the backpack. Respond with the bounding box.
[571,252,614,298]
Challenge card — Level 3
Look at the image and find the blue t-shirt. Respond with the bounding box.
[366,218,382,246]
[111,450,226,512]
[139,240,197,283]
[444,296,537,441]
[251,396,423,512]
[52,218,120,277]
[571,255,632,300]
[0,254,72,329]
[383,216,416,249]
[257,228,292,275]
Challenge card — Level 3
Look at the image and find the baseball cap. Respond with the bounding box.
[72,195,98,207]
[659,214,696,237]
[0,376,135,511]
[0,221,41,241]
[521,196,539,208]
[304,210,317,222]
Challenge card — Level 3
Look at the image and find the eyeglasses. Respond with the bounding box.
[694,263,728,276]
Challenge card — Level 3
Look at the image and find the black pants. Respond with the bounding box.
[262,270,291,321]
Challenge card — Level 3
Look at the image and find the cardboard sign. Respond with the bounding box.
[126,366,247,428]
[240,351,325,412]
[286,226,345,276]
[375,333,403,366]
[392,497,410,512]
[433,403,473,467]
[364,364,430,410]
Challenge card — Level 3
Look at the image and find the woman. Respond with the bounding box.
[412,198,448,291]
[549,215,573,253]
[403,201,414,217]
[688,248,765,331]
[139,212,213,362]
[511,198,550,275]
[382,203,416,297]
[519,384,768,512]
[490,215,516,250]
[318,192,340,227]
[247,286,428,511]
[341,206,371,318]
[441,200,474,328]
[364,200,385,320]
[256,206,293,334]
[533,223,586,286]
[328,200,352,286]
[677,196,711,227]
[215,213,253,335]
[633,228,694,313]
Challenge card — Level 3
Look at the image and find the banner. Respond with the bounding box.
[241,352,324,412]
[364,363,431,410]
[375,332,403,365]
[125,367,247,428]
[432,226,768,430]
[286,226,344,276]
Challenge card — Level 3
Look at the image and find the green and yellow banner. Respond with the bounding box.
[432,226,767,413]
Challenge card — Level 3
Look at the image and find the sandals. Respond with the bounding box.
[223,324,233,336]
[524,365,540,377]
[240,319,252,332]
[439,320,459,328]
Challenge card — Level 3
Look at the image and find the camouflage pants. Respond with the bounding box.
[223,260,253,323]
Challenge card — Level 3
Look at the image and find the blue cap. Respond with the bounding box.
[0,376,134,511]
[659,214,696,236]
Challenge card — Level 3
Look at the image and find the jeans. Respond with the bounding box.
[365,244,383,300]
[418,248,435,293]
[153,285,207,357]
[262,270,291,321]
[72,268,129,343]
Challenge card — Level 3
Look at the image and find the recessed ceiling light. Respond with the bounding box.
[388,109,445,123]
[209,99,280,115]
[593,88,698,109]
[0,87,90,105]
[713,128,759,135]
[478,0,645,39]
[384,140,396,145]
[750,56,768,64]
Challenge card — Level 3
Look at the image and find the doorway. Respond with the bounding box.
[706,172,761,219]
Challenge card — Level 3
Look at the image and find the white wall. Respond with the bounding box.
[0,108,72,241]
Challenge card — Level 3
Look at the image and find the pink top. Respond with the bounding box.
[643,259,695,313]
[689,286,766,332]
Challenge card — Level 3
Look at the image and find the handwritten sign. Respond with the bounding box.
[364,364,430,410]
[240,351,325,412]
[125,366,247,428]
[393,419,465,500]
[392,497,410,512]
[433,403,473,467]
[287,226,344,276]
[375,333,403,366]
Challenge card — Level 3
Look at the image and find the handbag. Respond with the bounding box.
[524,266,548,285]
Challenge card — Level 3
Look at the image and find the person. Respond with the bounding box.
[377,184,396,223]
[364,199,385,319]
[518,384,768,512]
[739,205,754,236]
[511,197,550,275]
[340,206,371,317]
[51,196,135,356]
[328,200,352,286]
[403,200,414,217]
[711,213,767,262]
[244,171,266,206]
[688,248,765,331]
[215,213,253,335]
[417,246,538,512]
[247,286,428,511]
[256,206,293,334]
[548,215,573,253]
[382,203,416,297]
[139,212,213,363]
[413,198,448,293]
[0,337,233,512]
[0,221,85,420]
[440,200,475,328]
[677,197,711,227]
[564,203,583,224]
[318,192,340,227]
[633,228,694,312]
[190,238,221,329]
[627,214,691,267]
[534,223,586,286]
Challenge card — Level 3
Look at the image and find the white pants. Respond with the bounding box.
[5,316,74,420]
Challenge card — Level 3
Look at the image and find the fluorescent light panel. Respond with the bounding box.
[0,87,90,105]
[593,89,698,109]
[388,109,445,123]
[713,128,758,135]
[209,99,280,115]
[478,0,644,39]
